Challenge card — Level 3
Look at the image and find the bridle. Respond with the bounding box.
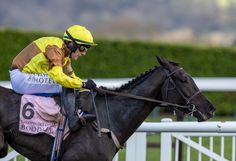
[161,67,201,116]
[90,66,202,141]
[93,67,201,114]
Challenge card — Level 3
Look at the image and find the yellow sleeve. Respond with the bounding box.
[48,66,84,89]
[70,72,84,81]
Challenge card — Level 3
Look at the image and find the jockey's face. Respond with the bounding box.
[71,49,86,60]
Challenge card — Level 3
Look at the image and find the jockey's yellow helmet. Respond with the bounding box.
[63,25,97,46]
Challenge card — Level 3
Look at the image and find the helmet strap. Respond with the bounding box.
[65,30,78,53]
[64,41,73,58]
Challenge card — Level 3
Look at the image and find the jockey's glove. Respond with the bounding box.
[82,79,97,89]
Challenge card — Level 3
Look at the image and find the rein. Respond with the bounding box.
[94,87,191,110]
[93,67,200,111]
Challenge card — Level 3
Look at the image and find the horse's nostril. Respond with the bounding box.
[208,105,216,115]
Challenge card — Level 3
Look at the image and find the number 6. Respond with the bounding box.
[22,102,34,119]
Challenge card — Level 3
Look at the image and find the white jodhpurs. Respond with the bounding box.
[9,69,62,94]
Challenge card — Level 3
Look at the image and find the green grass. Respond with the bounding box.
[1,29,236,116]
[1,29,236,79]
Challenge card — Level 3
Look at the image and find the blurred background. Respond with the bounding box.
[1,1,236,160]
[1,0,236,46]
[0,0,236,117]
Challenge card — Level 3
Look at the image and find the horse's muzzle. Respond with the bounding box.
[197,104,215,122]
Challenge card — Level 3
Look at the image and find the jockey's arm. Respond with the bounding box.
[70,72,84,82]
[45,45,85,89]
[48,66,84,89]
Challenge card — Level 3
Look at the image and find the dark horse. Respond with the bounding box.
[0,57,215,161]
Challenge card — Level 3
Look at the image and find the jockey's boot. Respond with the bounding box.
[61,88,96,133]
[78,111,96,126]
[61,88,80,132]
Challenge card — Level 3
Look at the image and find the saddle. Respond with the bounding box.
[18,90,95,137]
[19,94,66,137]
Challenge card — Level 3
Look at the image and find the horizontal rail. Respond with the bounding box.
[2,119,236,161]
[137,120,236,133]
[1,77,236,91]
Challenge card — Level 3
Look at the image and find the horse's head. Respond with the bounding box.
[157,57,215,121]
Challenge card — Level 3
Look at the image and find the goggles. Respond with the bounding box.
[78,45,91,52]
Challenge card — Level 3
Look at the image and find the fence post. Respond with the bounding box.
[160,118,172,161]
[126,132,147,161]
[160,132,172,161]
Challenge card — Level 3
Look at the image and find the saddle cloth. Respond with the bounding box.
[19,94,69,138]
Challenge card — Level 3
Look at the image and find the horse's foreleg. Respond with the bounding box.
[0,127,7,158]
[0,142,8,158]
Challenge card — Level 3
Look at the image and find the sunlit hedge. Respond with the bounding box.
[1,29,236,116]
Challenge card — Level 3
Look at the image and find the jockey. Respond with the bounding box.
[9,25,97,132]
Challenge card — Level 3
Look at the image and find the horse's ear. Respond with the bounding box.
[156,56,165,66]
[156,56,170,69]
[157,56,180,68]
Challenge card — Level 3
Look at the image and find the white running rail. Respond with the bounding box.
[116,119,236,161]
[1,77,236,91]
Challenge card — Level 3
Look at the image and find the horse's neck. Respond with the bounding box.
[106,68,166,144]
[0,86,20,128]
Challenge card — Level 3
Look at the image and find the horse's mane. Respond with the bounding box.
[99,65,160,92]
[98,58,181,92]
